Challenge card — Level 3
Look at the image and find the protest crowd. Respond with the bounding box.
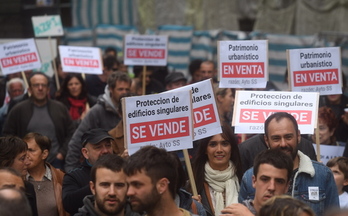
[2,9,348,216]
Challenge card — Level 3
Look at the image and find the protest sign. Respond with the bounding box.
[59,45,103,74]
[166,79,221,140]
[218,40,268,88]
[124,35,168,66]
[0,38,57,77]
[288,47,342,95]
[0,38,41,75]
[232,90,319,134]
[312,144,345,165]
[32,15,64,37]
[123,90,193,155]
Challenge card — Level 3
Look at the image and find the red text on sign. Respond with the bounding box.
[293,69,339,87]
[130,117,189,143]
[63,58,99,68]
[222,62,264,78]
[126,49,165,59]
[193,104,216,127]
[239,109,312,124]
[1,52,38,68]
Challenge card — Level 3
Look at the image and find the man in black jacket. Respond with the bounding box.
[62,128,114,215]
[3,72,74,169]
[76,154,139,216]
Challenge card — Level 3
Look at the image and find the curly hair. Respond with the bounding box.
[318,106,338,133]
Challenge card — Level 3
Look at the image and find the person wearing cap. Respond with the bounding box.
[62,128,114,215]
[65,72,131,172]
[165,72,187,91]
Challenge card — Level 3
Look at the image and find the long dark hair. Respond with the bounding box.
[55,73,88,100]
[191,124,242,193]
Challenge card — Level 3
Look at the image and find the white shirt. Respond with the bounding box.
[339,191,348,208]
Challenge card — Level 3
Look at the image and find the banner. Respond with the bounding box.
[124,35,168,66]
[288,47,342,95]
[312,144,345,165]
[123,90,193,155]
[0,38,41,75]
[218,40,268,88]
[32,15,64,37]
[232,90,319,134]
[166,79,221,140]
[59,45,103,74]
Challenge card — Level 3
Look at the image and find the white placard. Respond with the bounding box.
[32,15,64,37]
[166,79,222,140]
[0,38,57,77]
[0,38,42,75]
[232,90,319,134]
[218,40,268,88]
[123,91,193,155]
[288,47,342,95]
[124,35,168,66]
[59,45,103,74]
[312,144,345,165]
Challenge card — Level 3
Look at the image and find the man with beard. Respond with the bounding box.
[76,154,139,216]
[238,112,339,216]
[221,149,293,215]
[125,146,193,216]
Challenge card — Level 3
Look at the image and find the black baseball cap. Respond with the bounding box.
[165,72,187,85]
[81,128,114,147]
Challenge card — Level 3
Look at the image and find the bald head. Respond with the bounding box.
[0,169,25,191]
[0,188,32,216]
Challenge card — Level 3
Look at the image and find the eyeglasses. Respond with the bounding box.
[112,68,118,72]
[31,83,48,88]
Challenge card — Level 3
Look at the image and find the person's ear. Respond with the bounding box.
[28,86,33,95]
[252,175,256,189]
[81,147,89,159]
[297,130,301,144]
[285,181,290,193]
[41,149,49,160]
[90,181,96,195]
[217,94,223,103]
[156,178,169,195]
[343,178,348,186]
[264,135,270,149]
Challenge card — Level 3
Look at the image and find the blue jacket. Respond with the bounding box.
[238,151,339,216]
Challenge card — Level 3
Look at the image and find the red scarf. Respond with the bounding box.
[68,97,87,120]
